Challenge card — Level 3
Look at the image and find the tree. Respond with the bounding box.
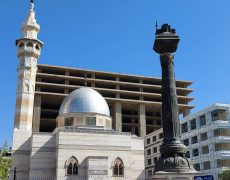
[0,141,12,179]
[0,153,12,179]
[222,170,230,180]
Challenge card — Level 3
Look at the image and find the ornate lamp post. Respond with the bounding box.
[153,24,196,174]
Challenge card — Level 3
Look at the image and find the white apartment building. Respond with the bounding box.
[180,103,230,180]
[144,103,230,180]
[144,128,163,179]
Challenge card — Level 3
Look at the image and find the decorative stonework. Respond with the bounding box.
[14,1,43,130]
[155,156,194,173]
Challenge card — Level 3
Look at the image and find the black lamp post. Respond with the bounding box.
[13,167,17,180]
[153,23,195,173]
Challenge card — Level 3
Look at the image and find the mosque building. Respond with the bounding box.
[11,1,193,179]
[11,2,145,179]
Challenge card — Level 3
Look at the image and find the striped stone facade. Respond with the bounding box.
[14,2,43,131]
[11,2,43,179]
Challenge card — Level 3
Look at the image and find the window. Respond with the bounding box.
[200,132,208,141]
[86,116,96,126]
[199,115,206,127]
[65,117,74,126]
[153,147,157,153]
[193,163,200,171]
[214,129,220,137]
[181,122,188,133]
[215,143,229,151]
[152,136,156,142]
[159,133,164,139]
[27,42,33,48]
[113,158,124,176]
[192,148,199,157]
[185,151,190,158]
[211,110,219,121]
[35,44,40,50]
[191,136,198,144]
[217,159,230,168]
[147,158,152,165]
[190,119,196,130]
[18,43,24,48]
[147,149,151,155]
[202,145,209,155]
[211,109,227,121]
[183,139,189,146]
[148,170,152,177]
[146,138,150,145]
[154,157,158,163]
[20,59,25,67]
[66,156,78,175]
[203,161,211,170]
[214,129,230,137]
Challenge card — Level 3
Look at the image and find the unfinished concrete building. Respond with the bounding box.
[34,64,194,137]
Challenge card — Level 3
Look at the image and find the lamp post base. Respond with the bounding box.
[154,155,196,173]
[152,171,202,180]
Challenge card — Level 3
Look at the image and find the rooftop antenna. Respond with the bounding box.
[31,0,34,3]
[84,74,87,87]
[155,20,158,31]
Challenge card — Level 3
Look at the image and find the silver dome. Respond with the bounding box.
[59,87,110,116]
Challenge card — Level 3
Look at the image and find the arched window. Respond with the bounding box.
[27,42,33,48]
[113,158,124,176]
[18,43,24,48]
[35,44,40,50]
[67,162,73,175]
[66,156,78,175]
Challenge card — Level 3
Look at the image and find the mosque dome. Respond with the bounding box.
[59,87,110,116]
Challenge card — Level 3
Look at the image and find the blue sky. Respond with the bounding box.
[0,0,230,146]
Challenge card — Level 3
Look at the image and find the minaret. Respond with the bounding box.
[11,2,43,178]
[15,0,43,130]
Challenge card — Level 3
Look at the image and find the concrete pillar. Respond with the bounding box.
[65,71,69,94]
[139,79,144,100]
[116,84,120,98]
[116,76,120,98]
[32,95,41,132]
[131,126,136,134]
[113,101,122,133]
[139,104,146,137]
[36,77,41,91]
[91,73,95,87]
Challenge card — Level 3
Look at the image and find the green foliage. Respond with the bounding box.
[0,141,12,179]
[222,170,230,180]
[0,154,12,179]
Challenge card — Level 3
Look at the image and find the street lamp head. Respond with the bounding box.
[153,23,180,54]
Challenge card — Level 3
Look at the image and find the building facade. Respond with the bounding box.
[144,129,163,179]
[144,104,230,180]
[180,103,230,180]
[17,87,145,180]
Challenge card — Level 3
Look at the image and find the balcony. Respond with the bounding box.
[212,120,230,129]
[215,151,230,158]
[211,109,228,122]
[215,142,230,152]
